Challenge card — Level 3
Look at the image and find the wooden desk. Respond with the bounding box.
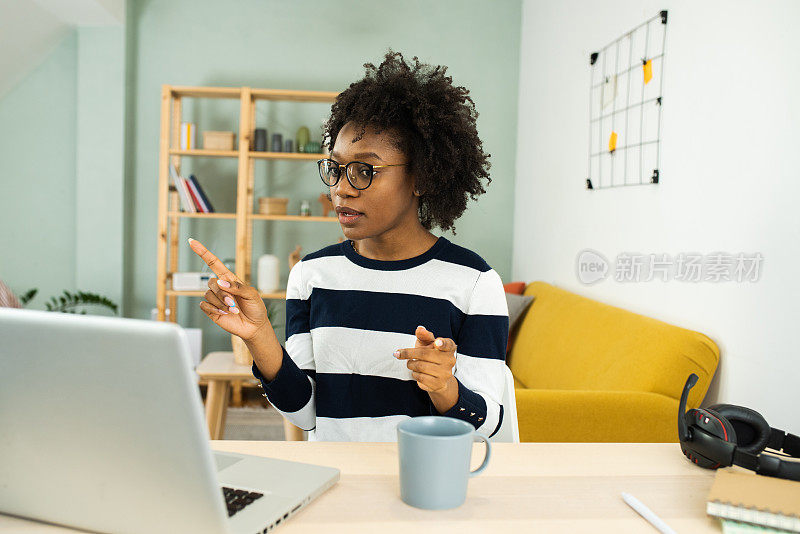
[196,351,304,441]
[0,442,726,533]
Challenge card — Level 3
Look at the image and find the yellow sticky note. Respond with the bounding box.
[643,60,653,84]
[609,132,618,152]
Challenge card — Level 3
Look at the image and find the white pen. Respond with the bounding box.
[621,492,677,534]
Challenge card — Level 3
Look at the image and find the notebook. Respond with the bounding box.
[707,469,800,532]
[720,519,791,534]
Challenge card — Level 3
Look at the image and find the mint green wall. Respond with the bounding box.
[0,25,126,315]
[0,31,78,307]
[76,26,126,313]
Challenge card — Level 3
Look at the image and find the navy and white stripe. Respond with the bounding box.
[252,235,509,442]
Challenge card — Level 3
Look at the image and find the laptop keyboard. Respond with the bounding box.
[222,486,264,517]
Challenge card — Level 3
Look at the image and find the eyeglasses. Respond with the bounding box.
[317,158,409,190]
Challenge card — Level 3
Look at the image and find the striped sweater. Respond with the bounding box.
[251,235,510,442]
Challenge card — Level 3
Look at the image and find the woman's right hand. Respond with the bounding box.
[187,238,269,342]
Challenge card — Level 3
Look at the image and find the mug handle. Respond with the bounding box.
[469,432,492,478]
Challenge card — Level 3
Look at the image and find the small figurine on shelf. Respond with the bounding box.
[318,193,334,216]
[299,200,310,216]
[320,119,330,156]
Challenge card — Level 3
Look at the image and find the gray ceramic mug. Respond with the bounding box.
[396,415,491,510]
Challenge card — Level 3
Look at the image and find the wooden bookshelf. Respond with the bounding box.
[167,211,237,219]
[249,151,322,160]
[169,148,238,158]
[155,84,341,323]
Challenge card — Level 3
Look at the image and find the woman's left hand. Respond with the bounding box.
[394,326,459,413]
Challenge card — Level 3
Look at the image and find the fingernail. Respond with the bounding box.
[230,306,240,314]
[224,296,235,307]
[394,350,400,358]
[435,339,443,347]
[218,280,230,288]
[217,308,228,314]
[187,238,194,244]
[417,325,424,330]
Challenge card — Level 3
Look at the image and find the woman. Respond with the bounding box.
[189,50,509,441]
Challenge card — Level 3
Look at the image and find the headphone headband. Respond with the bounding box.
[734,448,800,480]
[679,373,800,482]
[766,427,800,458]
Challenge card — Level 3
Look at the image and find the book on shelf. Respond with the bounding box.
[188,174,215,213]
[169,162,196,213]
[180,122,195,150]
[707,468,800,533]
[184,177,206,213]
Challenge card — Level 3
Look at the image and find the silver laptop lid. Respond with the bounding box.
[0,308,230,534]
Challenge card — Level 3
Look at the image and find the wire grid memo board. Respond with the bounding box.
[587,10,668,190]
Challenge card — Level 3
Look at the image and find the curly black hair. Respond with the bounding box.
[322,49,492,236]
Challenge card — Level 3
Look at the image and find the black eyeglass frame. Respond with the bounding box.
[317,158,409,190]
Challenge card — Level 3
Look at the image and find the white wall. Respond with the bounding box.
[514,0,800,431]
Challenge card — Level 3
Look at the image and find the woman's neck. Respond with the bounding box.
[352,228,438,261]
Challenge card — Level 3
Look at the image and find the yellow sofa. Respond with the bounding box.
[507,281,720,442]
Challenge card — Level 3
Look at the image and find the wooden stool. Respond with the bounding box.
[195,351,305,441]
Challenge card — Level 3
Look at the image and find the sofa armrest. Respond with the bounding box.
[514,389,679,443]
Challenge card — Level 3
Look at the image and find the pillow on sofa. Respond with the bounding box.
[503,281,525,295]
[504,291,534,355]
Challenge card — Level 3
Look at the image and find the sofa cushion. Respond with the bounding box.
[503,281,525,295]
[505,292,534,355]
[512,374,527,390]
[502,281,533,354]
[514,388,679,442]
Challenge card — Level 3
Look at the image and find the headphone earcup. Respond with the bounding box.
[708,403,771,455]
[703,408,738,444]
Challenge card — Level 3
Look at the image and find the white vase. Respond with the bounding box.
[257,254,280,292]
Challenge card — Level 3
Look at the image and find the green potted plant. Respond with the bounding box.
[18,289,118,315]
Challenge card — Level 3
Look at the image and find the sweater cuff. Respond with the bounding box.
[251,345,312,413]
[429,377,487,430]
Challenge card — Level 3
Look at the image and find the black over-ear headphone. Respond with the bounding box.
[678,373,800,481]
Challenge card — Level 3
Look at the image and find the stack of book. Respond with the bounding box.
[169,163,215,213]
[707,468,800,533]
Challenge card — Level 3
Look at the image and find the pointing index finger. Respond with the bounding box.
[187,238,239,282]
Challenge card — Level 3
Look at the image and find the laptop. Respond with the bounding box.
[0,307,339,534]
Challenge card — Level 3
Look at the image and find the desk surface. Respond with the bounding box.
[0,442,727,533]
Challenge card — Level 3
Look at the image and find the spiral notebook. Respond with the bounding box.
[720,519,792,534]
[707,469,800,532]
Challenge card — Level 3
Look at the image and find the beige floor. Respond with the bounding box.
[199,383,301,441]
